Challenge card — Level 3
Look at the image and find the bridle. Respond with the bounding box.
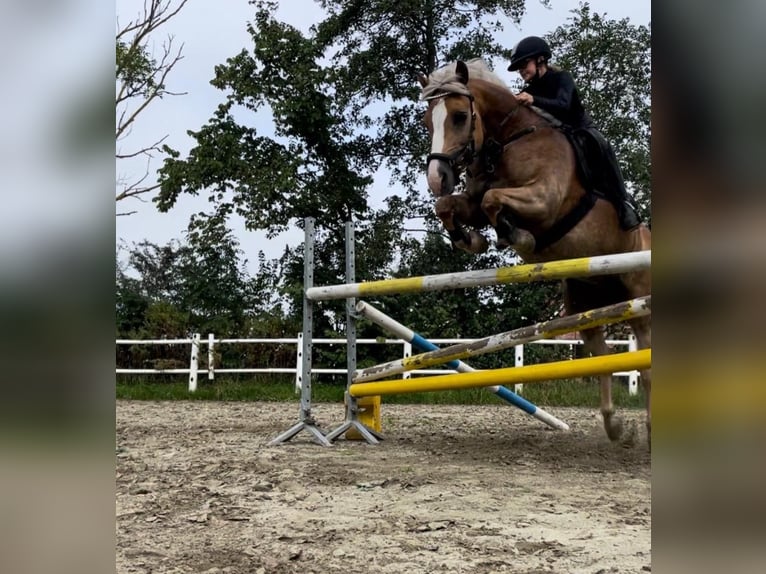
[424,90,537,178]
[424,92,477,174]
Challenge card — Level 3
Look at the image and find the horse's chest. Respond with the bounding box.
[465,168,524,198]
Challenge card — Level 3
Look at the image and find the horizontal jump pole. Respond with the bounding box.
[354,296,651,383]
[306,250,650,301]
[349,349,651,398]
[355,300,569,431]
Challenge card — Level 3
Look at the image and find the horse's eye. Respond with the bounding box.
[453,111,468,126]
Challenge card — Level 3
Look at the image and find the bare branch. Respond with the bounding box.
[116,1,190,208]
[116,135,169,159]
[117,0,190,43]
[116,181,161,202]
[116,43,184,139]
[116,154,162,204]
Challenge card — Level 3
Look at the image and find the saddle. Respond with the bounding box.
[563,127,614,203]
[527,106,614,202]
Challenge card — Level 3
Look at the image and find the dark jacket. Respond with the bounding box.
[522,69,593,129]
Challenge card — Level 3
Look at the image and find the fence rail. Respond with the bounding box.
[116,334,639,395]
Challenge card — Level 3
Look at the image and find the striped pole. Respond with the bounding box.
[306,250,650,301]
[355,301,569,431]
[349,349,651,397]
[355,296,651,383]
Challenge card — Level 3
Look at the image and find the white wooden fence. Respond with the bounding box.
[116,334,639,395]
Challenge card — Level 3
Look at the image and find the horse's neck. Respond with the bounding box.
[476,90,542,139]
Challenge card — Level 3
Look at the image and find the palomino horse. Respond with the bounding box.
[418,59,651,445]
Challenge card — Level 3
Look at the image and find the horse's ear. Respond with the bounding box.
[455,60,469,85]
[417,72,429,88]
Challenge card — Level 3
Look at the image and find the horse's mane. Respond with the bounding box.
[421,58,509,100]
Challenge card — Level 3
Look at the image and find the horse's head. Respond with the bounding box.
[419,60,483,197]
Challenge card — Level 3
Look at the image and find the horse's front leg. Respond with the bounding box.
[481,187,546,253]
[434,194,489,254]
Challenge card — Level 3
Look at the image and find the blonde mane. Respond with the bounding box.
[421,58,508,100]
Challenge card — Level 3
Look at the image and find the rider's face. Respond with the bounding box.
[518,58,538,82]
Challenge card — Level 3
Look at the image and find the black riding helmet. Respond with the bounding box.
[508,36,552,71]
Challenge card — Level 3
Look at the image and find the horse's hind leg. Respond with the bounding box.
[580,326,628,443]
[434,194,489,254]
[628,315,651,447]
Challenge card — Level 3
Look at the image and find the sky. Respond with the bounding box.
[115,0,650,274]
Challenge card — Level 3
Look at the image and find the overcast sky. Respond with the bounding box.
[116,0,649,274]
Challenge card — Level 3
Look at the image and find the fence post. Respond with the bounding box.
[402,341,412,379]
[628,334,639,396]
[208,333,215,380]
[189,333,201,392]
[514,344,524,394]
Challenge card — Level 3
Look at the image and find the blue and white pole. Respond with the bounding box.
[354,301,569,431]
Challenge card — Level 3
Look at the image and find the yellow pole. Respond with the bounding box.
[349,349,651,397]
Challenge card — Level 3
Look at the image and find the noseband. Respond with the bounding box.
[425,92,477,173]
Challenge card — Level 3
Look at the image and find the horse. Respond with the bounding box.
[418,59,652,445]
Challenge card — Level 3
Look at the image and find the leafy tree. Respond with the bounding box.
[156,6,373,234]
[116,217,298,372]
[116,251,150,336]
[152,0,544,339]
[116,212,261,338]
[313,0,534,199]
[155,0,537,231]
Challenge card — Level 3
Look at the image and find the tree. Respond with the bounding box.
[152,0,541,335]
[155,0,536,230]
[116,213,258,338]
[313,0,534,199]
[116,217,295,373]
[116,0,190,214]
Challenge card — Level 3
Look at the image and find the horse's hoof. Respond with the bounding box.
[496,237,511,250]
[468,230,489,253]
[604,414,624,442]
[619,419,638,449]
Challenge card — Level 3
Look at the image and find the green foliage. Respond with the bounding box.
[116,212,296,374]
[152,0,650,268]
[155,0,546,230]
[116,41,159,97]
[155,6,375,234]
[312,0,532,197]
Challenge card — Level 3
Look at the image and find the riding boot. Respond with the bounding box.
[588,129,642,230]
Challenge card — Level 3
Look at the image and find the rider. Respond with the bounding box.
[508,36,641,231]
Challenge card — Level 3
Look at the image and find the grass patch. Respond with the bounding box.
[117,374,644,409]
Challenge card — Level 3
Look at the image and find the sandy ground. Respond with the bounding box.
[116,400,651,574]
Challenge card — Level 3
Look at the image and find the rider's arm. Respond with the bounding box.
[527,71,575,116]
